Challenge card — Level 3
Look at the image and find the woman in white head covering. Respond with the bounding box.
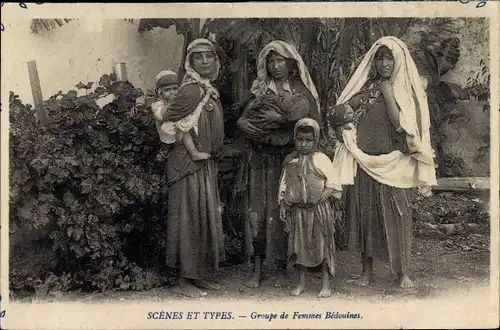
[236,40,321,289]
[163,38,225,298]
[327,36,437,289]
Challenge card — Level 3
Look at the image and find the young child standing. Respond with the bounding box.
[279,118,342,298]
[151,70,210,161]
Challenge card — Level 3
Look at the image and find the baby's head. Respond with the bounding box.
[155,70,179,103]
[282,93,309,115]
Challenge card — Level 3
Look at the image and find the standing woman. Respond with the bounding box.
[328,36,437,289]
[164,39,225,298]
[236,40,321,288]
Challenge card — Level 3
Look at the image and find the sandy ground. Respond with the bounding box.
[4,235,497,329]
[15,236,490,303]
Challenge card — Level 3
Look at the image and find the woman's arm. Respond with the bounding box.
[379,80,402,132]
[237,97,265,138]
[164,84,203,122]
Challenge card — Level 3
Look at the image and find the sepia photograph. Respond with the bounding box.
[1,2,498,329]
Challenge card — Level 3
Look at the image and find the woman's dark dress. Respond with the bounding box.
[341,91,413,275]
[164,83,226,280]
[237,79,320,264]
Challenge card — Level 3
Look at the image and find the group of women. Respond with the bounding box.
[160,36,437,298]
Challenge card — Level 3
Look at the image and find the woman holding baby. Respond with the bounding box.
[236,40,323,289]
[162,38,226,298]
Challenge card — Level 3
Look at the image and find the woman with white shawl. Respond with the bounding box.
[164,39,225,298]
[328,36,437,289]
[236,40,321,288]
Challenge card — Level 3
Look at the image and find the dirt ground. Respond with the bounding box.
[21,235,490,304]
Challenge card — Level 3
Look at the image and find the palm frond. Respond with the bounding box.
[30,19,76,35]
[132,18,190,35]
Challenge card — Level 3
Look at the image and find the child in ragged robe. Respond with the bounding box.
[279,118,342,298]
[151,70,210,161]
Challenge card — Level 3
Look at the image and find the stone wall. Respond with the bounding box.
[402,18,491,176]
[5,19,183,105]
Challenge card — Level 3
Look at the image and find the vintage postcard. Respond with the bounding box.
[1,1,499,329]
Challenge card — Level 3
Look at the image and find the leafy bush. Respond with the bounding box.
[9,74,177,296]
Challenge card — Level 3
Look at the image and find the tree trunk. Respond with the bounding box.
[178,19,203,79]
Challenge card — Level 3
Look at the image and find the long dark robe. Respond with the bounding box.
[164,83,226,280]
[331,87,413,274]
[236,79,320,263]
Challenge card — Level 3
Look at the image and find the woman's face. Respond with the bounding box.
[374,46,395,79]
[266,51,289,81]
[191,51,217,78]
[295,130,315,154]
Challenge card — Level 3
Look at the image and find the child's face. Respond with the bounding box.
[295,131,315,154]
[159,85,178,102]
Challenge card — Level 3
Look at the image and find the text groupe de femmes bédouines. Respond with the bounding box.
[250,312,362,321]
[146,311,362,321]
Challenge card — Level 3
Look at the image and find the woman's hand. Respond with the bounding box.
[334,124,352,143]
[237,118,264,139]
[379,80,394,97]
[256,109,283,124]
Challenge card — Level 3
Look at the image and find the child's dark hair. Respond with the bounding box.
[296,125,315,136]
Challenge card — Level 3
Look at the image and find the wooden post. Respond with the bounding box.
[27,60,48,125]
[113,62,128,81]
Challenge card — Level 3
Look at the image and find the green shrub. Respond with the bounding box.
[9,75,175,296]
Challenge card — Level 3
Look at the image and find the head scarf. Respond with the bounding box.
[155,70,179,89]
[250,40,320,117]
[181,38,220,99]
[283,117,321,167]
[334,36,436,189]
[337,36,433,165]
[294,118,320,149]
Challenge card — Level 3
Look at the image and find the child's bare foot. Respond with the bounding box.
[319,262,332,298]
[318,287,332,298]
[174,278,207,298]
[193,279,221,290]
[244,272,261,288]
[291,283,305,296]
[191,152,211,161]
[353,273,372,287]
[273,272,287,288]
[398,274,414,289]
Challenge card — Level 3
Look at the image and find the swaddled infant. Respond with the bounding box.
[241,92,311,145]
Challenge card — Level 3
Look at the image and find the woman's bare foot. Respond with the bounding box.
[354,255,373,287]
[273,272,287,288]
[245,257,262,288]
[398,274,414,289]
[193,279,221,290]
[291,266,306,296]
[191,152,211,161]
[353,273,372,287]
[244,271,261,288]
[291,283,305,296]
[174,278,207,298]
